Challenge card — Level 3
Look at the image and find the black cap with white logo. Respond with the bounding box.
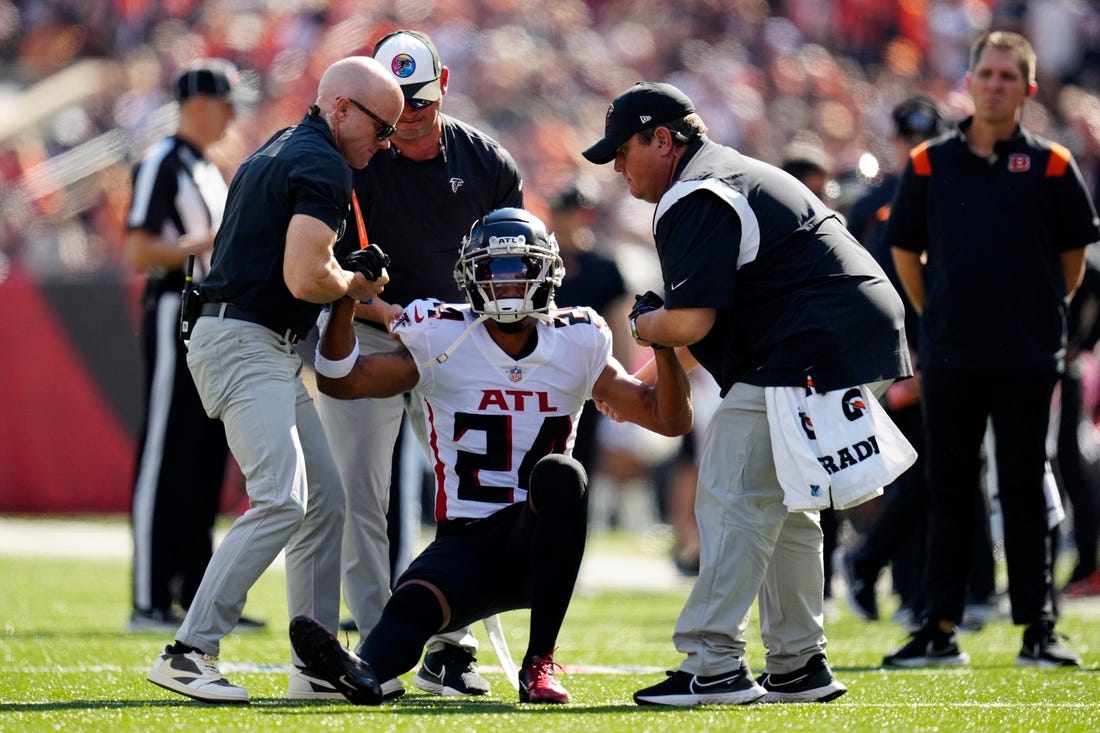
[582,81,696,165]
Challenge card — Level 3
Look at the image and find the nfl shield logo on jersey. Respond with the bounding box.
[510,366,523,382]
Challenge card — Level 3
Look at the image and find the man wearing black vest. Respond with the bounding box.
[583,81,912,706]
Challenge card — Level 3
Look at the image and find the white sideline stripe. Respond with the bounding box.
[0,517,694,592]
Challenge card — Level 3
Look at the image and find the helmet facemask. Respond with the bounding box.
[455,209,564,324]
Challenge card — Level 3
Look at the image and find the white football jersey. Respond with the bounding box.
[392,299,612,521]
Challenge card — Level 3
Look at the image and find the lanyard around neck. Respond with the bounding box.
[351,190,369,249]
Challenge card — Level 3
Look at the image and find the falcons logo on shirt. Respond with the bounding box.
[450,177,464,192]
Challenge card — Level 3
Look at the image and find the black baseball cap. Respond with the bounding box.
[173,59,259,104]
[551,176,601,212]
[892,96,945,141]
[582,81,696,165]
[373,30,443,103]
[781,141,831,175]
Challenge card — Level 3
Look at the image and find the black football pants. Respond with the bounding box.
[1054,369,1098,579]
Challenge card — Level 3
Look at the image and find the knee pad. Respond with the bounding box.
[529,454,587,516]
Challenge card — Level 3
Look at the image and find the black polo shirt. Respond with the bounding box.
[201,111,352,338]
[884,117,1100,373]
[337,114,523,307]
[656,138,910,395]
[847,173,921,348]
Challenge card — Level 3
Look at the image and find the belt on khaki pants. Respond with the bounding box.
[199,303,300,344]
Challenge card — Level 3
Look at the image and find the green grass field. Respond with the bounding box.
[1,518,1098,732]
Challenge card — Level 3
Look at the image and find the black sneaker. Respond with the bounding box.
[288,615,383,705]
[413,644,491,696]
[235,615,267,633]
[756,654,847,703]
[840,552,878,621]
[1016,619,1081,668]
[634,660,766,706]
[287,666,406,701]
[883,624,970,668]
[128,608,185,633]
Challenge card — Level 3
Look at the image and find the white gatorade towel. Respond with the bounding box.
[766,380,917,511]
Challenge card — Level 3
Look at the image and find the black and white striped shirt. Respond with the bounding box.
[127,135,227,294]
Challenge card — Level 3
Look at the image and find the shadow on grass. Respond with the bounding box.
[254,698,662,716]
[0,698,648,715]
[834,662,1100,673]
[0,700,248,711]
[2,629,275,641]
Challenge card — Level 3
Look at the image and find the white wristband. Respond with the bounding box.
[314,338,359,378]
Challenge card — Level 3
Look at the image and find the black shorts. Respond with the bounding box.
[397,502,535,632]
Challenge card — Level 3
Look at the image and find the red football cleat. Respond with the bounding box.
[518,652,570,704]
[1063,570,1100,598]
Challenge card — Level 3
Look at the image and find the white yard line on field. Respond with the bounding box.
[0,516,693,593]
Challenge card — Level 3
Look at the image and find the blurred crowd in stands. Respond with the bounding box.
[2,0,1098,285]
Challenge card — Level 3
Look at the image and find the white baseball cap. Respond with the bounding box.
[373,30,443,103]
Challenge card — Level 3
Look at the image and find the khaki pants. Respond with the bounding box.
[673,381,827,676]
[183,315,344,665]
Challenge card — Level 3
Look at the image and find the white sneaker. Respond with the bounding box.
[381,678,406,701]
[288,667,405,701]
[147,645,249,703]
[288,666,343,700]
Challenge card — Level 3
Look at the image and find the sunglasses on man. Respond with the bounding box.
[345,97,397,140]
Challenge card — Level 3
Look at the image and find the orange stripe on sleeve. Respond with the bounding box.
[910,142,932,176]
[1045,143,1070,177]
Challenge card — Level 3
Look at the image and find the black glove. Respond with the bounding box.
[629,290,668,349]
[341,244,390,282]
[629,290,665,320]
